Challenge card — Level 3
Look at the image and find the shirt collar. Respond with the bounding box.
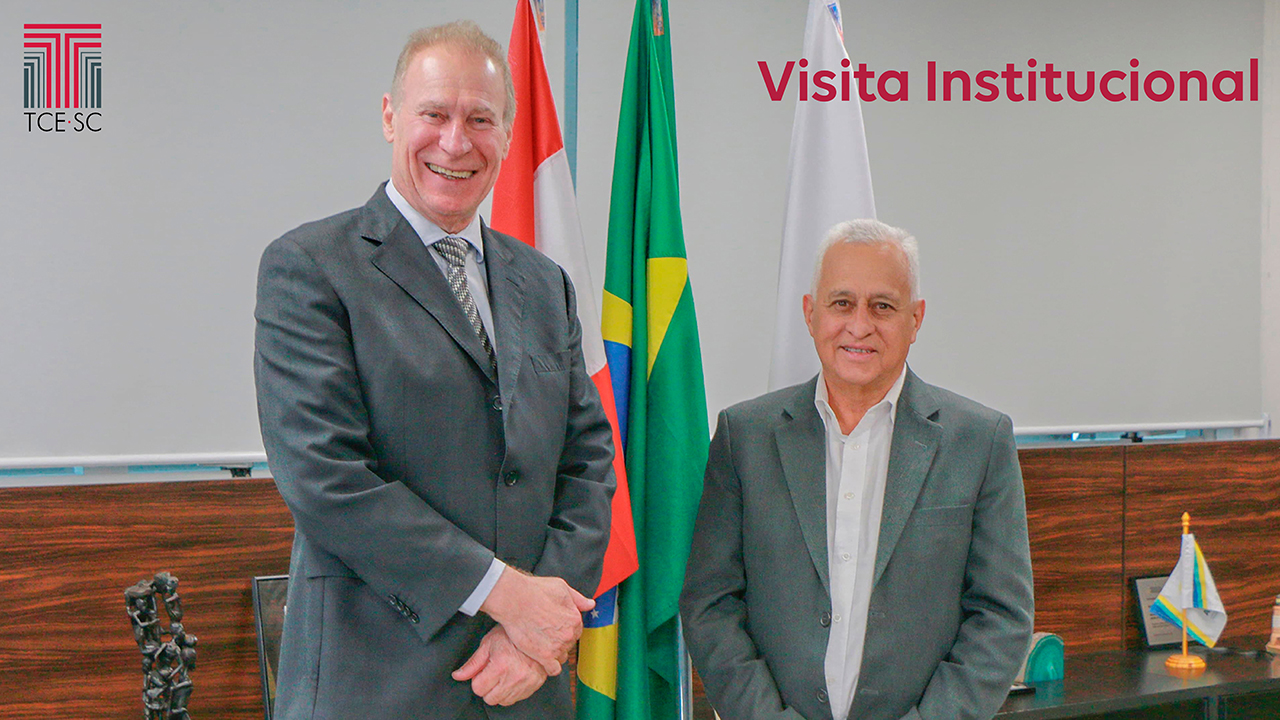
[814,364,909,432]
[384,179,485,261]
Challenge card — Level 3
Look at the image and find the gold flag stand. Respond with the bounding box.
[1165,512,1207,673]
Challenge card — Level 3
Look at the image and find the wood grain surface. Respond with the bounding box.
[1021,446,1127,653]
[1122,440,1280,651]
[0,478,293,720]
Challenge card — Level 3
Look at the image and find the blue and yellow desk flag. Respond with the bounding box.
[1150,532,1228,647]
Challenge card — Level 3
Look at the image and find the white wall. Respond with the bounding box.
[582,0,1264,431]
[0,0,1269,470]
[1262,0,1280,431]
[0,1,563,465]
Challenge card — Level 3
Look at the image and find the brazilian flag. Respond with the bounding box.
[585,1,710,719]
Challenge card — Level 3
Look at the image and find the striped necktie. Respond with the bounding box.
[432,236,496,373]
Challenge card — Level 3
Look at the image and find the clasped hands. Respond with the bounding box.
[452,567,595,706]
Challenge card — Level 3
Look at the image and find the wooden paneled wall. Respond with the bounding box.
[1121,442,1280,651]
[0,478,292,720]
[1,440,1278,718]
[1021,440,1280,655]
[1021,446,1126,653]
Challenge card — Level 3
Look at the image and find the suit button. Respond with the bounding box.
[491,396,503,411]
[819,611,831,627]
[817,688,828,704]
[504,471,519,486]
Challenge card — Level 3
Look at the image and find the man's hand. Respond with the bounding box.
[479,567,595,675]
[452,626,548,706]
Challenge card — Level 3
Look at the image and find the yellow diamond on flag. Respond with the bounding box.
[646,257,687,377]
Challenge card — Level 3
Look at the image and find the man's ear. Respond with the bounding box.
[381,94,396,143]
[909,298,926,343]
[803,294,815,338]
[500,123,514,160]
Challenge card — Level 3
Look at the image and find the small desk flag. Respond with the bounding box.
[1149,532,1228,647]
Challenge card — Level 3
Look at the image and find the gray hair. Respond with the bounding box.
[389,21,516,129]
[810,219,921,300]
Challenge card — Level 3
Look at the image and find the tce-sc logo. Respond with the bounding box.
[23,23,103,133]
[25,111,101,133]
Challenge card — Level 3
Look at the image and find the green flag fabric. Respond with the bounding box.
[595,1,710,719]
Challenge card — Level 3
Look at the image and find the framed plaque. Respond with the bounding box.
[252,575,289,720]
[1132,575,1181,648]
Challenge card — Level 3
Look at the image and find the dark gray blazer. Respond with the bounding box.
[680,371,1033,720]
[254,185,615,719]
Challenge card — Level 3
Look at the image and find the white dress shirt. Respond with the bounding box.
[385,181,496,347]
[814,366,907,720]
[384,180,506,616]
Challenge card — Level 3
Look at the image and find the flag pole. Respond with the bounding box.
[1165,512,1206,672]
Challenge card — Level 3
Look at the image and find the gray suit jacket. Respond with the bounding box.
[254,185,615,719]
[680,371,1033,720]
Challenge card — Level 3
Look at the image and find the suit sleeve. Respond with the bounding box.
[906,413,1034,720]
[681,411,808,720]
[531,267,616,597]
[254,236,495,642]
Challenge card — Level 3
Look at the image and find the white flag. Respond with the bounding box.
[768,0,876,390]
[1150,533,1228,647]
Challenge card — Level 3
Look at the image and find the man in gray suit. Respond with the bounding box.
[681,219,1033,720]
[254,21,614,719]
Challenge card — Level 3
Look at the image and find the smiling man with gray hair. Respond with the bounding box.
[255,20,614,720]
[681,218,1033,720]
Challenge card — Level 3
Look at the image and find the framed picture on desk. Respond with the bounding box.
[252,574,289,719]
[1132,575,1182,648]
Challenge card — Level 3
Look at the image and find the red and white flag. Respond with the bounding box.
[491,0,638,595]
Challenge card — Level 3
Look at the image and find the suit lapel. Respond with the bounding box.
[363,188,498,385]
[482,225,527,413]
[775,379,830,594]
[873,369,941,587]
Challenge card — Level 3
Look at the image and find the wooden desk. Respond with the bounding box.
[998,643,1280,720]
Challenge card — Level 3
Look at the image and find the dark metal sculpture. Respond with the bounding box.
[126,572,197,720]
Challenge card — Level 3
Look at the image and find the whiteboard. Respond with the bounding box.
[577,0,1264,431]
[0,0,1265,467]
[0,0,565,465]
